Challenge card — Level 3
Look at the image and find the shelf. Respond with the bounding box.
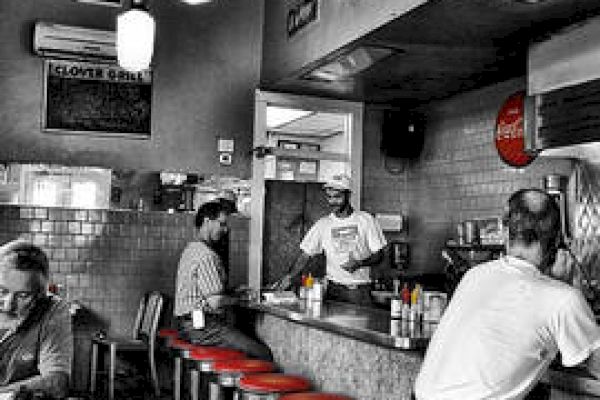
[445,242,505,252]
[270,148,348,162]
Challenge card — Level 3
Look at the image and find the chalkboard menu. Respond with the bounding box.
[43,60,152,138]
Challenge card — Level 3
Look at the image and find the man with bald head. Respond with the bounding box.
[0,240,72,398]
[415,188,600,399]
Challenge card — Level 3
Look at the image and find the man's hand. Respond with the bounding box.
[550,248,576,284]
[270,274,292,291]
[206,294,235,309]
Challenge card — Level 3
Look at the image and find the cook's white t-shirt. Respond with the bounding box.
[415,256,600,400]
[300,211,387,285]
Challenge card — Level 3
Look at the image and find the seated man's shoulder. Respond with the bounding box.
[44,295,72,321]
[181,241,213,258]
[536,272,579,292]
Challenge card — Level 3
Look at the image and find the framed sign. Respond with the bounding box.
[43,59,152,138]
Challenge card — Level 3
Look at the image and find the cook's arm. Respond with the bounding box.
[271,251,311,290]
[341,247,385,273]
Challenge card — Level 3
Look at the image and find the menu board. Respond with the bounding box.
[43,59,152,138]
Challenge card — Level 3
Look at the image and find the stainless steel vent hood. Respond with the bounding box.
[526,15,600,163]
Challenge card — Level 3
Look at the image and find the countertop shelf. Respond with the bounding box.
[270,147,348,162]
[445,242,505,252]
[242,300,436,350]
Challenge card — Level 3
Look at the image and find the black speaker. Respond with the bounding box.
[380,110,424,159]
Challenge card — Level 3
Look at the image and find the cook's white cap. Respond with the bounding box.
[324,174,352,191]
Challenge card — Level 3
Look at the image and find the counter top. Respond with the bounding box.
[243,300,436,350]
[545,366,600,396]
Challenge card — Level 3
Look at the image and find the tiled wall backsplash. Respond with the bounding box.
[0,205,249,389]
[0,205,249,334]
[362,78,575,275]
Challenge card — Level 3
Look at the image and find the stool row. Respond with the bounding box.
[159,328,353,400]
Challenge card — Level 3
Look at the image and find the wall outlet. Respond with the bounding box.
[219,152,232,165]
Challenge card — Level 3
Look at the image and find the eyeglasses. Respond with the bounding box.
[0,288,37,305]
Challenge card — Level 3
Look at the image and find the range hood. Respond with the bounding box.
[526,15,600,163]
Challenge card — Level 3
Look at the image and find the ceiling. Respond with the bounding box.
[265,0,600,108]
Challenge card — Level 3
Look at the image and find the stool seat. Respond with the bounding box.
[279,393,353,400]
[189,347,245,362]
[169,338,195,350]
[213,359,274,374]
[158,328,179,339]
[239,373,311,393]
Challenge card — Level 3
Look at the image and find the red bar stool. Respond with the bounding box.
[237,373,311,399]
[158,328,179,347]
[212,359,275,400]
[188,347,245,400]
[157,328,179,393]
[168,338,196,400]
[280,393,354,400]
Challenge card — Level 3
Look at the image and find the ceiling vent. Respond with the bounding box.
[303,45,399,82]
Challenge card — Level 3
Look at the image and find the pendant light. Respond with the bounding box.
[117,0,155,72]
[181,0,212,4]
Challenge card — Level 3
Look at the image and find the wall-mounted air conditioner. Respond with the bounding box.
[33,21,116,62]
[525,15,600,162]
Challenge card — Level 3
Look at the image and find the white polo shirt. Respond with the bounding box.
[415,256,600,400]
[300,211,387,286]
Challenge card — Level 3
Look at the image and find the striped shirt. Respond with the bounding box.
[174,241,226,317]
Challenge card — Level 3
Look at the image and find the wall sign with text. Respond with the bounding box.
[43,60,152,138]
[287,0,319,38]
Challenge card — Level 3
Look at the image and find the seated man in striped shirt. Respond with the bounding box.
[174,201,272,361]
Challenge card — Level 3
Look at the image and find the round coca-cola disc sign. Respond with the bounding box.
[495,91,536,168]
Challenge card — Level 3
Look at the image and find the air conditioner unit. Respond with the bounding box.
[525,15,600,162]
[33,21,116,62]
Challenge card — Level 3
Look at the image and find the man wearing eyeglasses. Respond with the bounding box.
[0,240,73,399]
[273,174,387,305]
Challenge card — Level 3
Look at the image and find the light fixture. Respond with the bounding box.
[266,106,312,129]
[117,0,155,72]
[304,46,398,82]
[181,0,212,4]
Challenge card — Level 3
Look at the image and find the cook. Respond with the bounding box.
[272,174,387,306]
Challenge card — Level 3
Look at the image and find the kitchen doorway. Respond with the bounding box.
[248,90,364,291]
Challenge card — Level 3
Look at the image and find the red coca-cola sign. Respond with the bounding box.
[495,91,536,168]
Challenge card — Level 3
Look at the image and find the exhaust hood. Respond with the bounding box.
[526,15,600,163]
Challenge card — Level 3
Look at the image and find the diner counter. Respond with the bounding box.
[243,299,435,350]
[238,299,424,399]
[238,300,600,399]
[545,366,600,397]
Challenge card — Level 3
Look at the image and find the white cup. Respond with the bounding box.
[312,281,323,301]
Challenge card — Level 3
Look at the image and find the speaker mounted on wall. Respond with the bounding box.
[380,110,425,159]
